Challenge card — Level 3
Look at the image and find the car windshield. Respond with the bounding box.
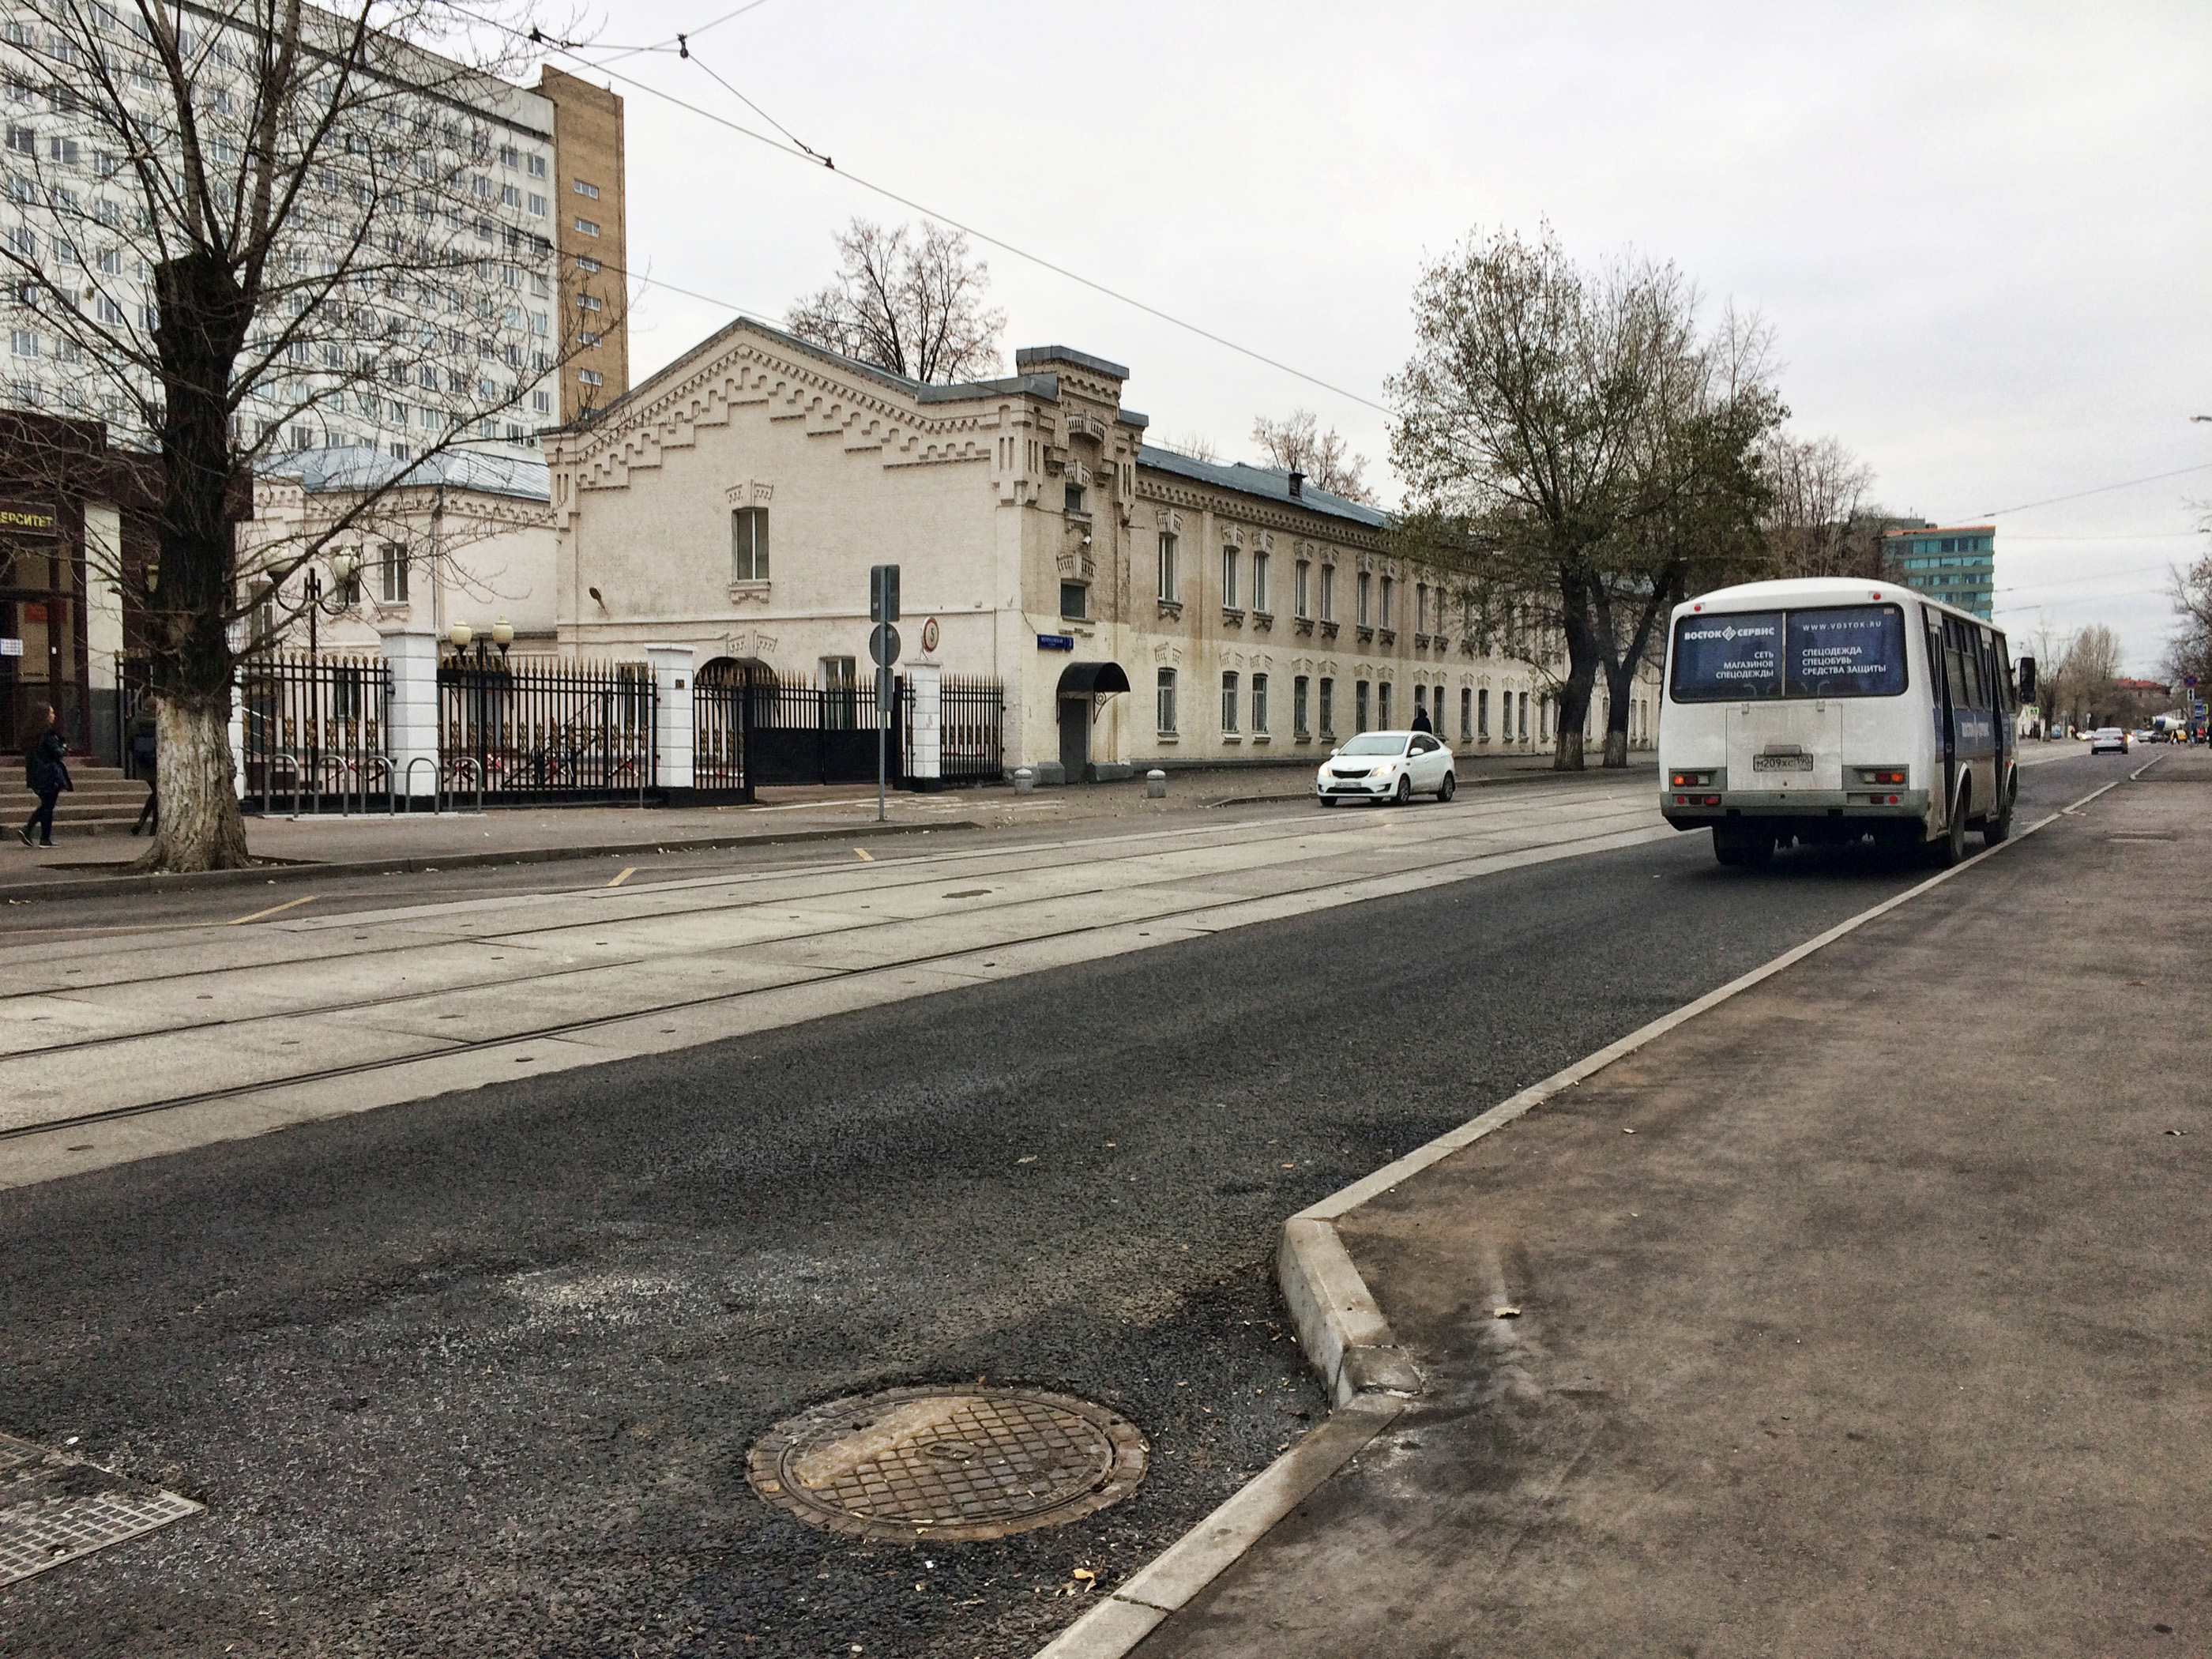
[1337,734,1409,757]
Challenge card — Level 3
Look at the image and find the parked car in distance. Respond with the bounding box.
[1317,731,1458,804]
[2088,727,2130,754]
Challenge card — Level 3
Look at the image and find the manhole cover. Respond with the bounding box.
[748,1386,1147,1541]
[0,1431,203,1586]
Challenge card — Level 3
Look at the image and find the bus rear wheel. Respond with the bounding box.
[1930,787,1969,867]
[1713,827,1774,867]
[1982,774,2016,845]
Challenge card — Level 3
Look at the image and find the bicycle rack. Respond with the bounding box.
[403,754,442,815]
[444,754,484,814]
[356,754,394,817]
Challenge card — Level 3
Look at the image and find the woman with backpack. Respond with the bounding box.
[20,704,70,848]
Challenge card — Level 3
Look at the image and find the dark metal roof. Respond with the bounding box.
[1136,446,1388,530]
[1057,660,1132,697]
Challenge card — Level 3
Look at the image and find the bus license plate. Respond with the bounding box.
[1753,753,1814,772]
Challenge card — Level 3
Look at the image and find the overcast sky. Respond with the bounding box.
[540,2,2210,676]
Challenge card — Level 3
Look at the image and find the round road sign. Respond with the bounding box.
[920,616,940,654]
[869,623,901,666]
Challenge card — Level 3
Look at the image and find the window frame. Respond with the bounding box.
[731,506,769,583]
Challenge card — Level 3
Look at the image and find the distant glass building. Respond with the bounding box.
[1882,524,1996,619]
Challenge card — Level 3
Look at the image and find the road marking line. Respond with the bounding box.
[227,894,319,926]
[608,867,634,887]
[1053,774,2118,1659]
[852,848,875,861]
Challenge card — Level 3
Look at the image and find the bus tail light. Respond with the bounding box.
[1670,771,1714,787]
[1855,767,1907,786]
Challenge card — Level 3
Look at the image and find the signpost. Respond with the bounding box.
[869,565,900,821]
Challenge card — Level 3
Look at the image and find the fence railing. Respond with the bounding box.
[735,671,898,788]
[929,676,1006,784]
[438,654,656,804]
[239,653,393,813]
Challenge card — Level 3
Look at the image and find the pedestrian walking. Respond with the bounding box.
[20,704,70,848]
[129,696,159,836]
[1410,702,1434,733]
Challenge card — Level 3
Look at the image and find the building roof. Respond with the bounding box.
[1881,524,1996,537]
[1137,446,1390,530]
[273,446,552,503]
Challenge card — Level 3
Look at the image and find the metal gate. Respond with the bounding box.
[239,653,393,812]
[438,654,655,803]
[931,676,1006,784]
[732,669,903,788]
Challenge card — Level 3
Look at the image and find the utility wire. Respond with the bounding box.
[471,9,1394,416]
[1972,462,2212,520]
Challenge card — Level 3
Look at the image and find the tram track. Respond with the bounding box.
[0,800,1667,1145]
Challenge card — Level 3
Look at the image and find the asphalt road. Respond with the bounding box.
[0,754,2117,1658]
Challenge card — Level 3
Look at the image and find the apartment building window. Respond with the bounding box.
[1252,551,1270,614]
[9,329,36,357]
[1356,570,1371,626]
[1251,672,1269,735]
[501,184,519,209]
[1060,581,1087,619]
[575,254,600,273]
[1157,531,1178,602]
[1478,687,1490,739]
[1295,559,1310,619]
[1293,675,1310,738]
[574,179,600,198]
[731,506,769,581]
[4,224,32,258]
[1354,679,1370,732]
[1221,545,1239,609]
[1157,667,1177,734]
[1416,583,1428,633]
[5,125,31,156]
[1518,691,1529,742]
[1320,565,1335,623]
[574,216,600,237]
[1460,687,1473,742]
[1413,685,1427,726]
[576,293,602,314]
[1064,480,1085,514]
[379,542,409,604]
[1380,576,1394,630]
[527,154,546,178]
[1221,672,1239,734]
[1319,677,1335,736]
[527,193,546,216]
[498,143,518,169]
[577,368,603,387]
[532,389,551,414]
[1378,682,1393,728]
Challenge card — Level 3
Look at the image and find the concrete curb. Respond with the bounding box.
[1037,781,2103,1659]
[0,818,982,905]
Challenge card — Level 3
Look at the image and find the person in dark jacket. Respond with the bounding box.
[1410,702,1434,733]
[20,704,69,848]
[129,697,158,836]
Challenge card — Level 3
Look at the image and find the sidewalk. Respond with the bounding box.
[1120,751,2209,1656]
[0,753,1646,897]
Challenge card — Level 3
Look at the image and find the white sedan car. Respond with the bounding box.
[2088,727,2129,754]
[1317,731,1458,805]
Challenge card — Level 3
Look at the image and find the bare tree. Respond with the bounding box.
[1251,408,1374,503]
[0,0,602,870]
[1390,226,1779,769]
[2165,511,2212,698]
[1157,430,1220,463]
[785,216,1003,385]
[1761,433,1898,579]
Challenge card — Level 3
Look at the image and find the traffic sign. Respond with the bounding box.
[869,623,901,667]
[870,563,901,623]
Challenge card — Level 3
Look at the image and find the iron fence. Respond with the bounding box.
[239,653,393,813]
[930,676,1006,784]
[691,661,750,797]
[736,669,899,788]
[438,653,656,804]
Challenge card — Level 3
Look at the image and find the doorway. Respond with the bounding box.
[1058,697,1088,780]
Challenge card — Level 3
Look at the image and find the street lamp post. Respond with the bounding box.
[446,619,513,794]
[296,551,360,810]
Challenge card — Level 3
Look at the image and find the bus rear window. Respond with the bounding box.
[1789,606,1905,697]
[1670,611,1782,701]
[1670,604,1907,702]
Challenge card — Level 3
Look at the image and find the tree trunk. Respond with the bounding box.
[144,248,254,871]
[141,694,249,872]
[1601,658,1635,768]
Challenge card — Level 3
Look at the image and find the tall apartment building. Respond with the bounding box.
[1881,523,1996,619]
[0,9,628,459]
[536,66,627,426]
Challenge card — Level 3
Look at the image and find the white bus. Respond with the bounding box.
[1658,577,2019,867]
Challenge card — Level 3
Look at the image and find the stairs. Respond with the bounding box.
[1,765,153,837]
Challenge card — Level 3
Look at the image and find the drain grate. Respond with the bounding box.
[0,1431,203,1586]
[748,1385,1147,1542]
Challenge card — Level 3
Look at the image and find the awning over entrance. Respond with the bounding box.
[1056,660,1131,697]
